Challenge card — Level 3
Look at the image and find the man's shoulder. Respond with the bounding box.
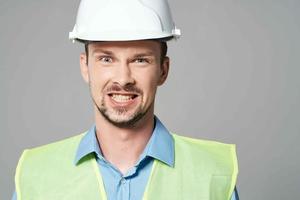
[171,133,238,172]
[22,132,86,160]
[15,132,92,190]
[171,133,237,161]
[172,133,235,149]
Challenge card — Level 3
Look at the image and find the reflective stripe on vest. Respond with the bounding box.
[15,133,238,200]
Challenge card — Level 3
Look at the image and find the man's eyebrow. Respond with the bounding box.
[92,49,114,56]
[133,52,156,57]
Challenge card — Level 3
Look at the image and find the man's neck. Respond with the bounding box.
[94,109,155,175]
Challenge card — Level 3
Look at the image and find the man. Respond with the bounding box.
[13,0,239,199]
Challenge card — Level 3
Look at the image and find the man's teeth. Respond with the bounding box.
[111,94,134,102]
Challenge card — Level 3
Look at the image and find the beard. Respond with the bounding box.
[91,83,153,128]
[96,100,151,128]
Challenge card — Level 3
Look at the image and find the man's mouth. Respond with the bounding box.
[108,93,139,103]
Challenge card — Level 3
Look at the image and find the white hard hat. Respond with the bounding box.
[69,0,181,42]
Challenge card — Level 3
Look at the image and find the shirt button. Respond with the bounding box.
[121,178,126,184]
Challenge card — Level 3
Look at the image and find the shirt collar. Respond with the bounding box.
[74,116,174,167]
[143,117,174,167]
[74,125,101,165]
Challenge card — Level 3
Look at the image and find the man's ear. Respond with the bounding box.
[158,56,170,86]
[80,53,89,83]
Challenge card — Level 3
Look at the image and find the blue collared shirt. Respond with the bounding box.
[13,117,239,200]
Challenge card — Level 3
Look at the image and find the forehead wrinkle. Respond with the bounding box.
[90,41,160,56]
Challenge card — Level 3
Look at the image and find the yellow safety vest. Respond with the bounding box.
[15,133,238,200]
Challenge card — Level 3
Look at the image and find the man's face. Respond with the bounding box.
[80,40,169,127]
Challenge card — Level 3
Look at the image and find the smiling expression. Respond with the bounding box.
[80,40,169,127]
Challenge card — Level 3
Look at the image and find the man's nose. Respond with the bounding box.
[112,62,135,87]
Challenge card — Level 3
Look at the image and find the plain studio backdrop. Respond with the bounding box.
[1,0,299,199]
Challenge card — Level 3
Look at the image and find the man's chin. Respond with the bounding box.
[101,110,146,128]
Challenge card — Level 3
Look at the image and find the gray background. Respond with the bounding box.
[1,0,299,199]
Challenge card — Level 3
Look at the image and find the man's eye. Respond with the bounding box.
[134,58,148,63]
[99,57,113,63]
